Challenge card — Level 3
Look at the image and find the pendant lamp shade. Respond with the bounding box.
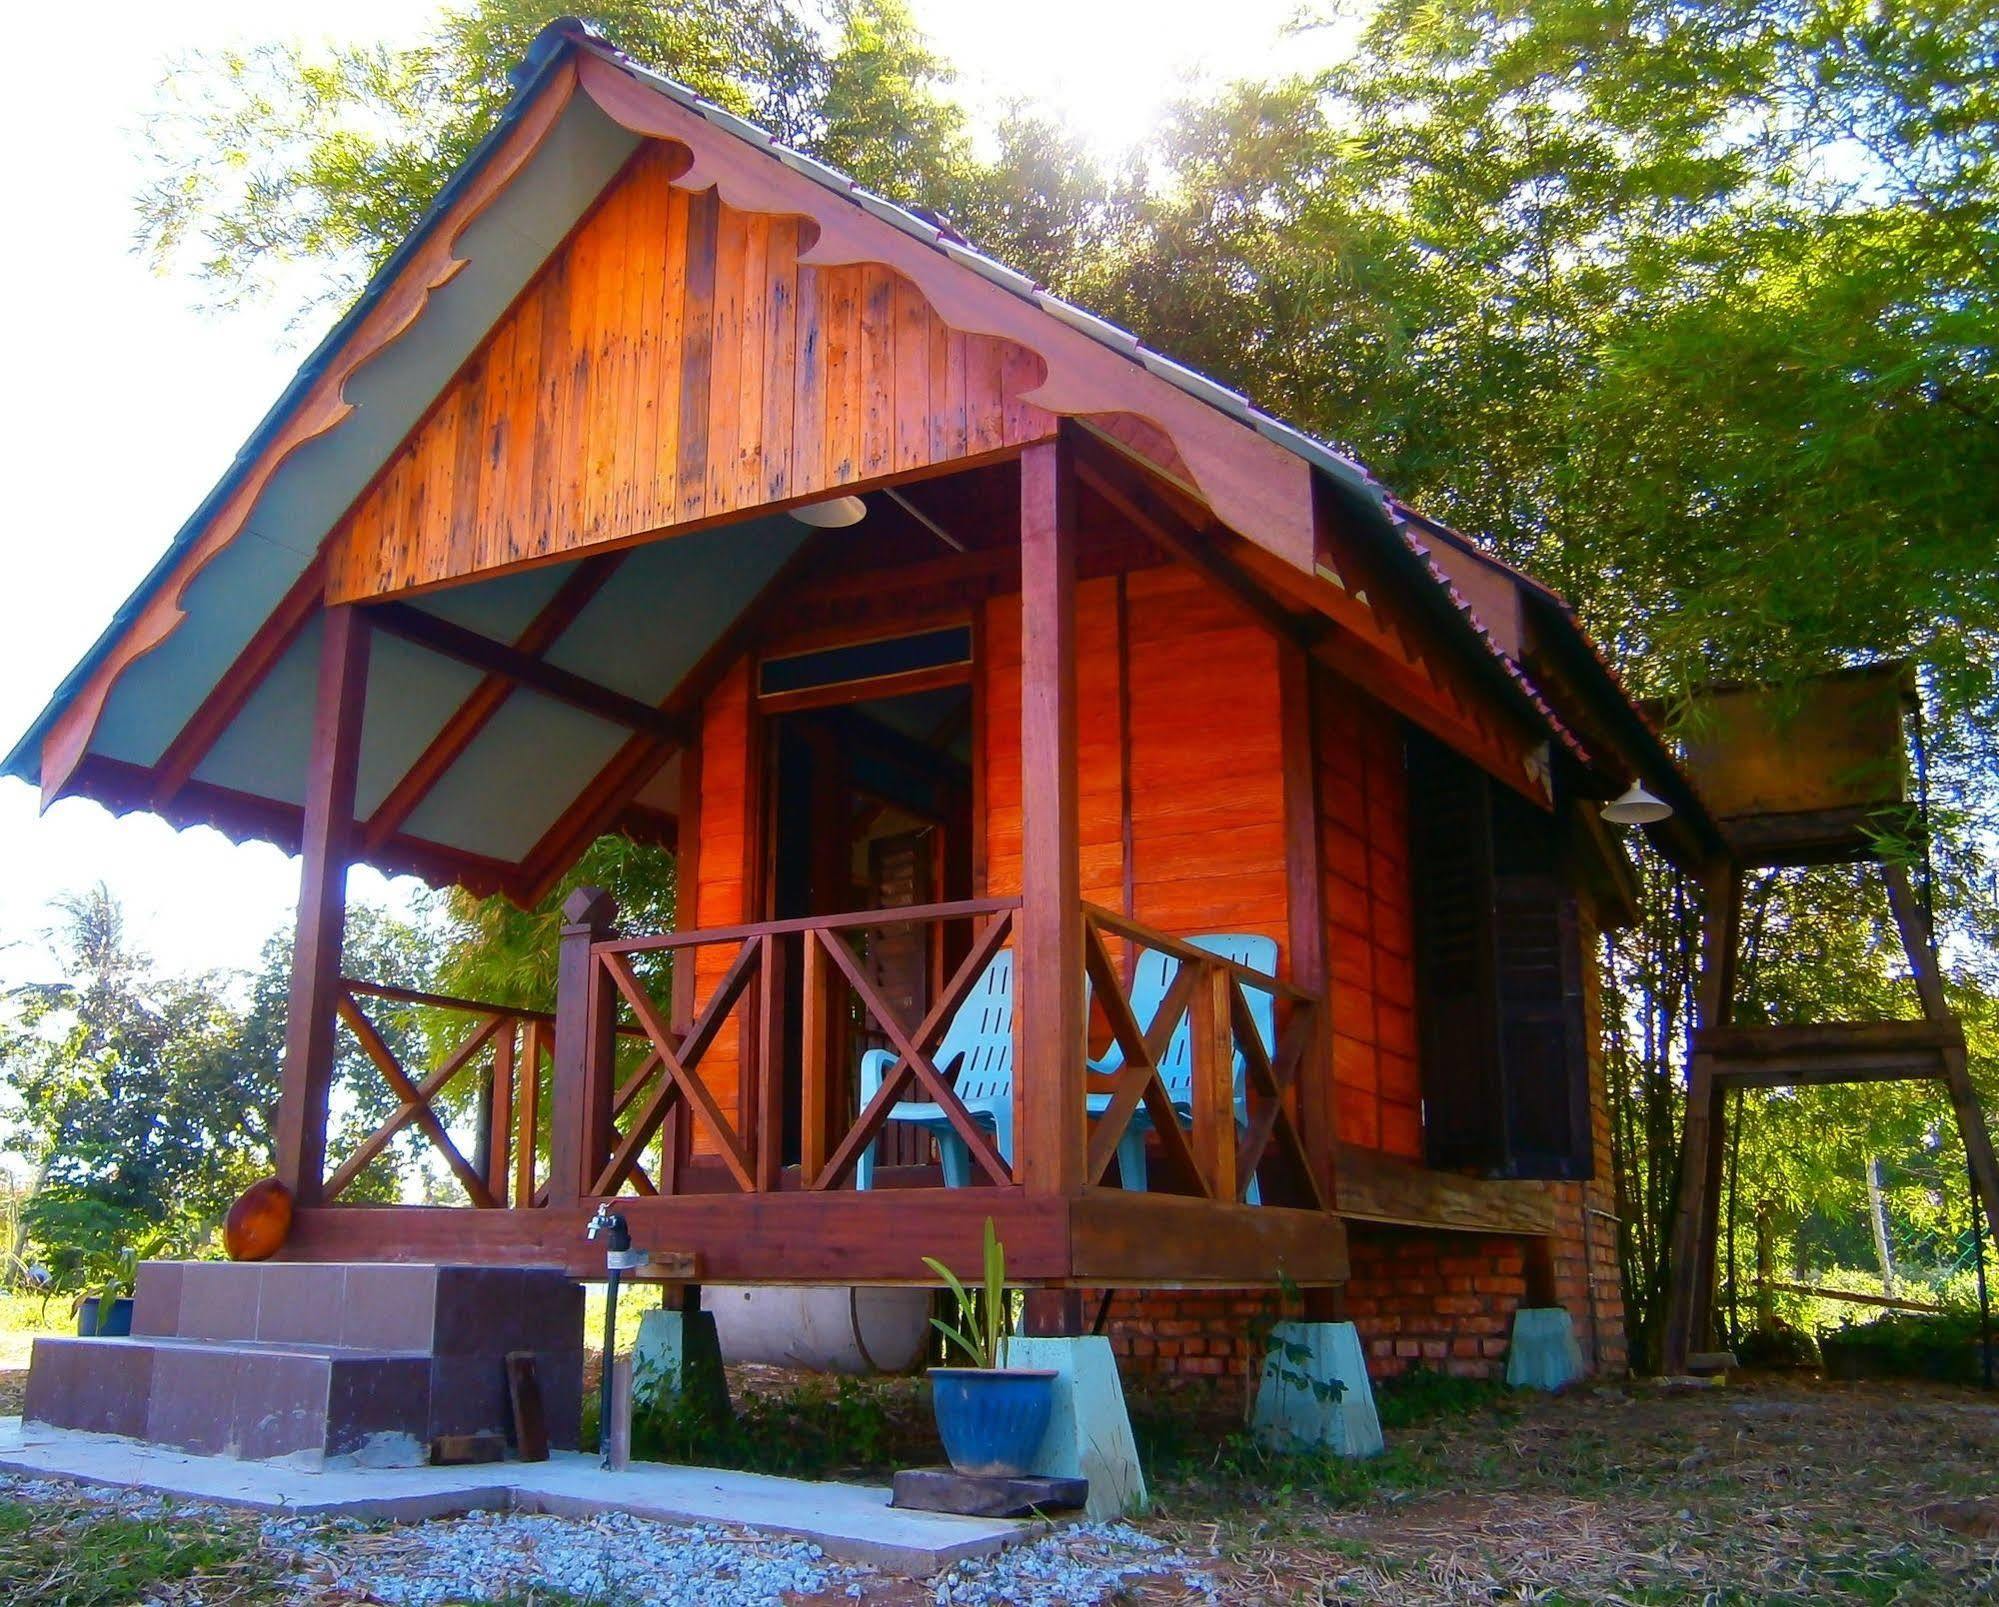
[1601,779,1673,825]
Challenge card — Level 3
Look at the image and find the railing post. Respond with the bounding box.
[485,1022,516,1207]
[551,886,618,1207]
[753,933,788,1191]
[800,930,832,1181]
[1189,961,1237,1203]
[1016,429,1086,1196]
[515,1020,543,1208]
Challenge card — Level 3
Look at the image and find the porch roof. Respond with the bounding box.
[6,19,1709,890]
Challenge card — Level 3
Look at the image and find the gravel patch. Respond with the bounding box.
[0,1469,1210,1604]
[929,1522,1214,1605]
[283,1509,871,1604]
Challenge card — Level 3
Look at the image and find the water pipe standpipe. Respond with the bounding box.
[587,1204,647,1466]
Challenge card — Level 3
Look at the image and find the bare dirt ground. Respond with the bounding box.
[1137,1373,1999,1604]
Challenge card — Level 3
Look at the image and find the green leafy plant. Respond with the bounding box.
[922,1216,1010,1369]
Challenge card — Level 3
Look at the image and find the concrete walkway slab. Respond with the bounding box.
[0,1417,1040,1574]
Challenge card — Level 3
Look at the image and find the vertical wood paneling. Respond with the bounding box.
[981,578,1125,906]
[1125,565,1288,943]
[329,144,1059,602]
[859,266,895,478]
[676,186,719,524]
[1316,673,1421,1159]
[761,220,798,504]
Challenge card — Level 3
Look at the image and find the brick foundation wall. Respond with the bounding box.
[1100,1184,1625,1387]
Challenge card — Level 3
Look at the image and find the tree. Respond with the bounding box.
[133,0,1088,319]
[0,887,274,1285]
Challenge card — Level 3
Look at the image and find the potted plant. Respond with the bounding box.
[77,1246,139,1337]
[922,1218,1056,1478]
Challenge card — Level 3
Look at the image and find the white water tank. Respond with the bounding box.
[706,1284,933,1374]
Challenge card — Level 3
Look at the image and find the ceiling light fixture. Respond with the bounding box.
[788,495,868,529]
[1601,779,1674,826]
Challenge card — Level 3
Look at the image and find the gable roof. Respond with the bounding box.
[5,17,1713,884]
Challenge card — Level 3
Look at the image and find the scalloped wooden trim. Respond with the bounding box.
[39,60,583,805]
[574,56,1319,568]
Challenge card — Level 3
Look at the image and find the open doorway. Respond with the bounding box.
[761,672,975,1170]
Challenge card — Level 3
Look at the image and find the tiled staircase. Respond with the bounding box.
[24,1262,584,1467]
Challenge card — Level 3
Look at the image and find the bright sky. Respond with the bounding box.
[0,0,1341,990]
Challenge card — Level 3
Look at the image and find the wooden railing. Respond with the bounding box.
[1079,905,1327,1210]
[324,898,1329,1210]
[326,980,557,1207]
[536,892,1328,1208]
[564,897,1022,1199]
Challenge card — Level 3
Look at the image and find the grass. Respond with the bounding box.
[0,1291,74,1416]
[1137,1372,1999,1604]
[0,1494,274,1606]
[0,1291,71,1372]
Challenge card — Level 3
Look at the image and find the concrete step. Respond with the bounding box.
[25,1335,432,1466]
[134,1261,582,1354]
[27,1262,588,1465]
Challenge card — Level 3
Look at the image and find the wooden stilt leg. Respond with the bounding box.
[1022,1289,1086,1338]
[1883,864,1999,1241]
[1661,858,1742,1375]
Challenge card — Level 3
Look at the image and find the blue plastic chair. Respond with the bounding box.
[1092,933,1276,1203]
[855,949,1015,1189]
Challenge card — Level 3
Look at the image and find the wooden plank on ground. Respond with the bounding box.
[506,1351,550,1462]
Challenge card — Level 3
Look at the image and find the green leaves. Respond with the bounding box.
[922,1215,1010,1369]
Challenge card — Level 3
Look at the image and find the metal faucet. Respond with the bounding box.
[586,1203,646,1469]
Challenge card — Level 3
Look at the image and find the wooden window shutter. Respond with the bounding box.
[1405,733,1593,1180]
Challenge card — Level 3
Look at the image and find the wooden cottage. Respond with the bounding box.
[7,22,1718,1369]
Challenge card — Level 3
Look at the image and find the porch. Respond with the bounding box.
[283,895,1352,1290]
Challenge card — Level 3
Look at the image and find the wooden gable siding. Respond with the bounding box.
[328,145,1054,602]
[1316,672,1422,1160]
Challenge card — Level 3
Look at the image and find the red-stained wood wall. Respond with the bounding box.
[676,551,1429,1174]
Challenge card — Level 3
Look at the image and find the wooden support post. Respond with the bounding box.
[486,1024,516,1206]
[1016,431,1085,1197]
[1661,858,1743,1374]
[1189,962,1238,1203]
[753,933,787,1192]
[1523,1237,1559,1308]
[800,930,831,1181]
[1883,864,1999,1244]
[274,605,371,1205]
[1021,1289,1086,1338]
[514,1021,543,1209]
[1279,646,1333,1206]
[1301,1286,1348,1322]
[550,887,619,1207]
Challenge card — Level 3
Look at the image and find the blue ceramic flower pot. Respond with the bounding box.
[929,1367,1057,1477]
[76,1296,133,1337]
